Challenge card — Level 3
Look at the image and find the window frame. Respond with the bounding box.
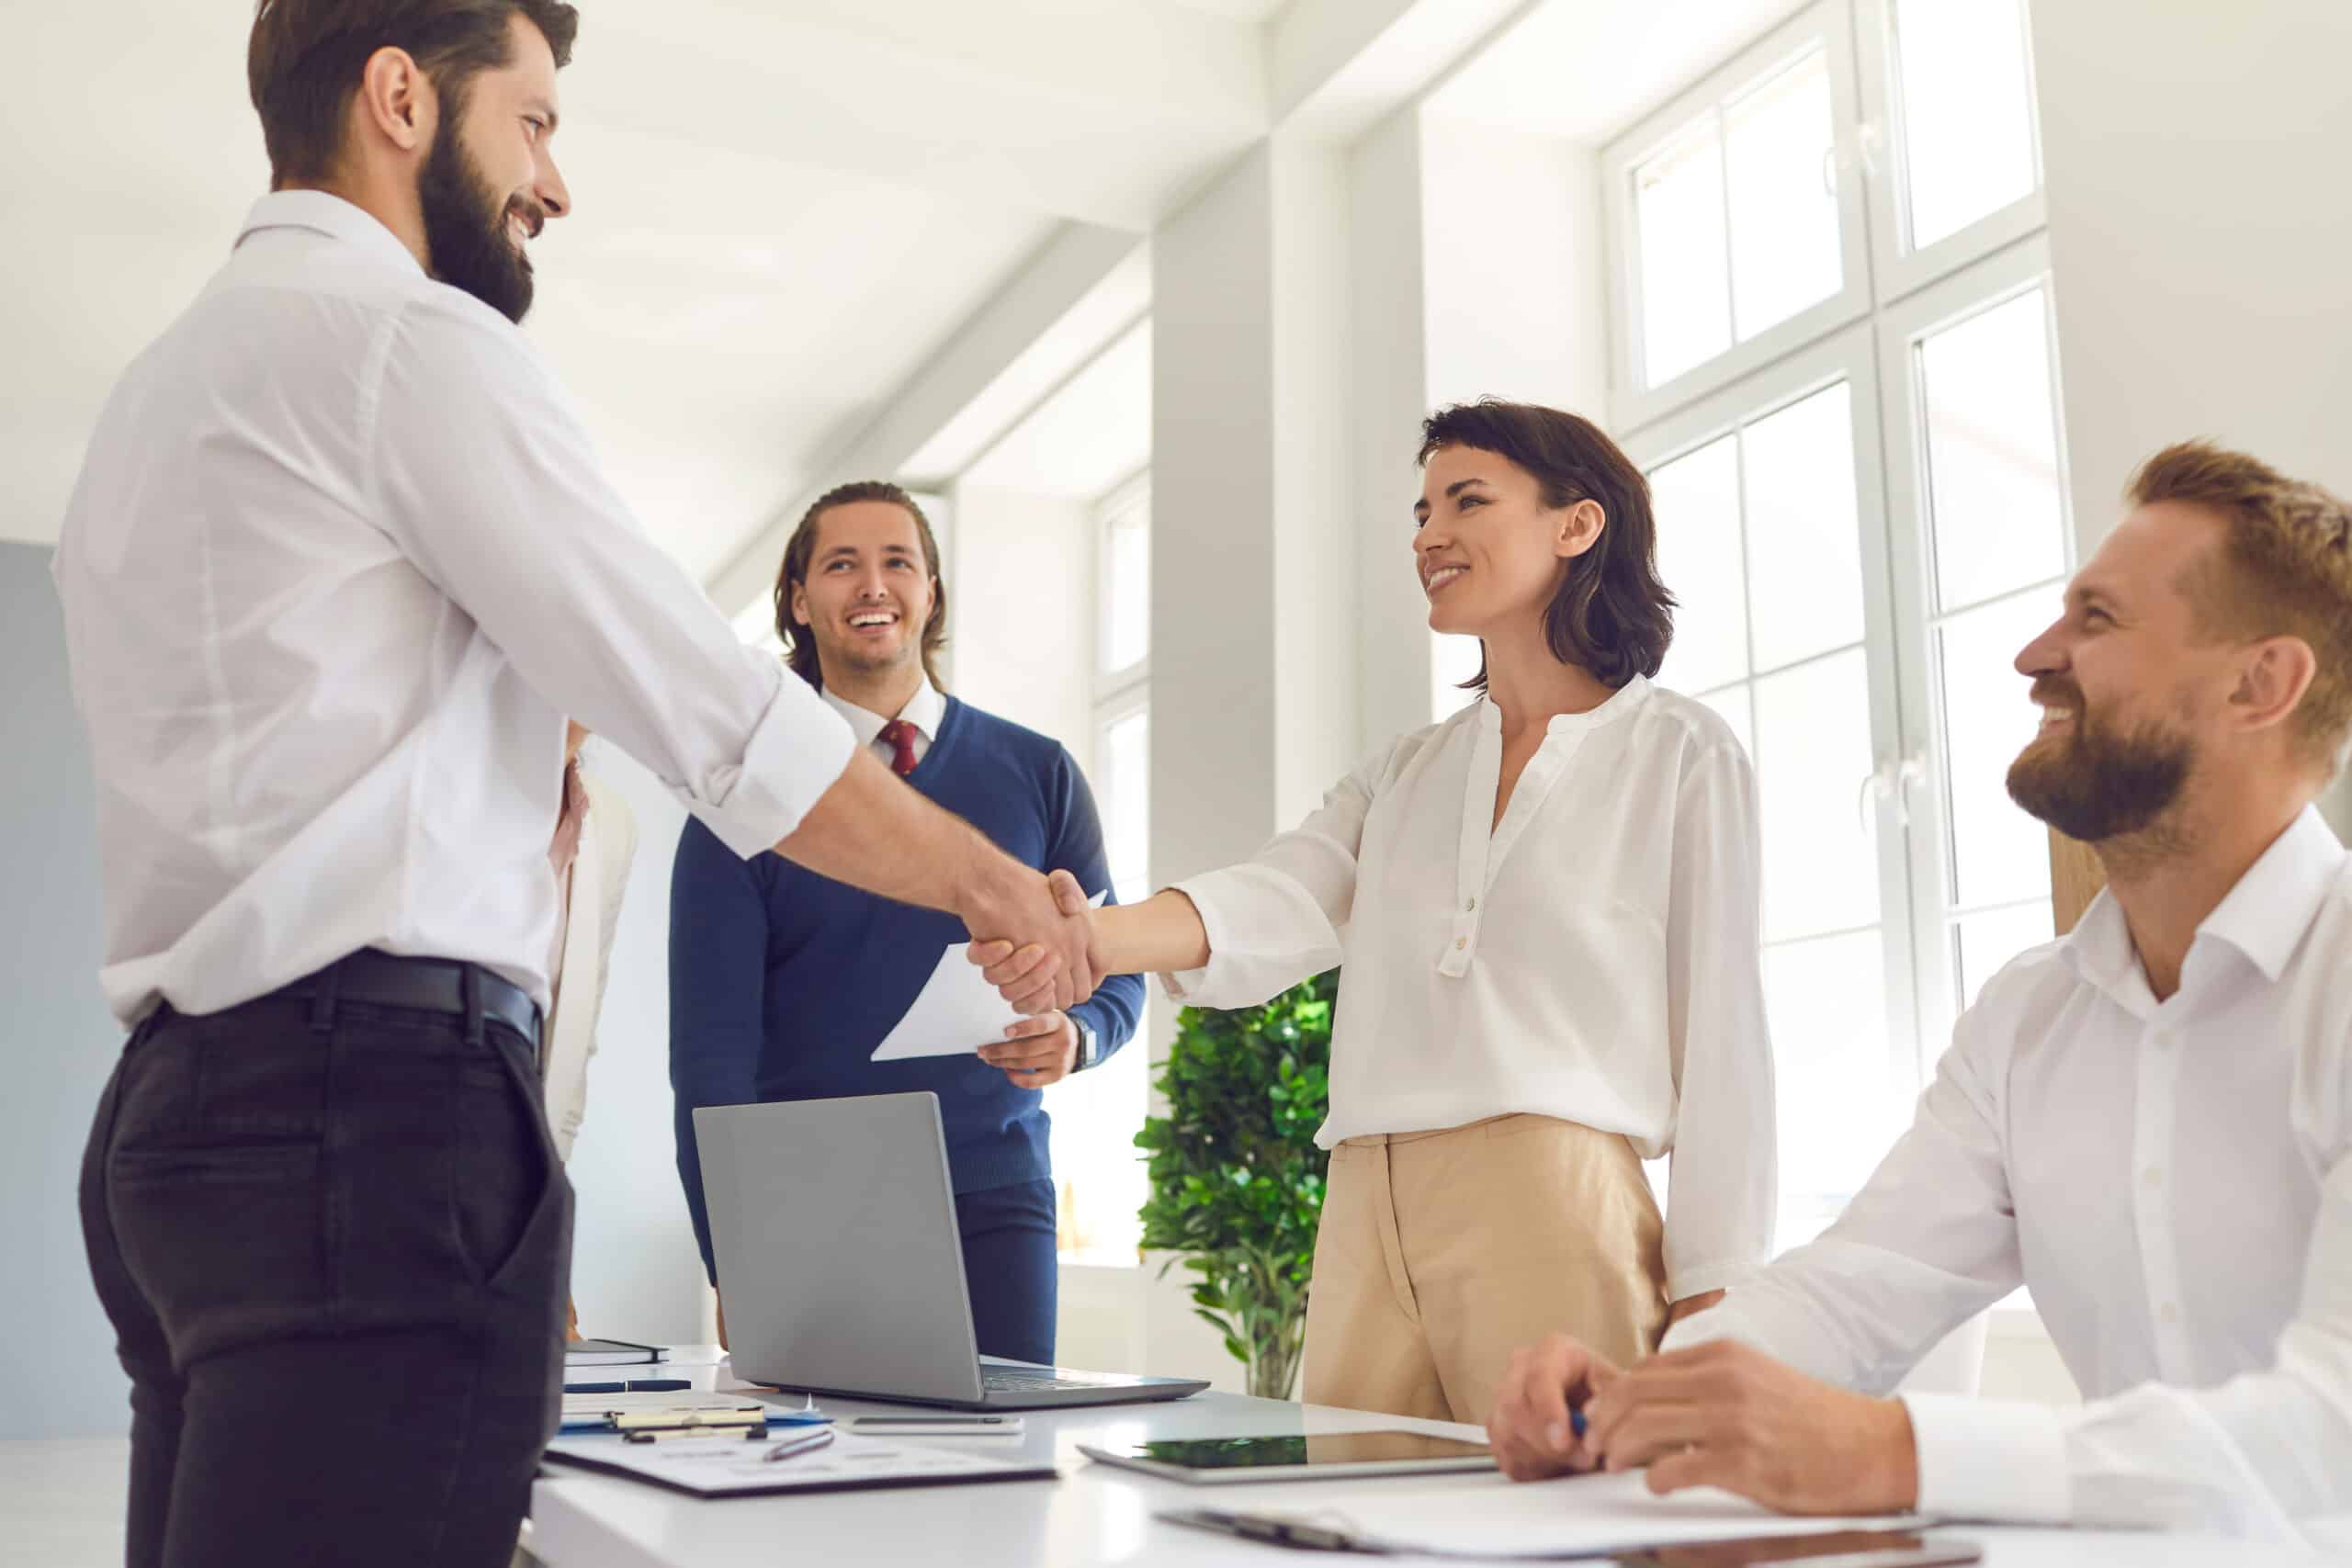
[1873,233,2075,1041]
[1852,0,2050,306]
[1601,1,1875,432]
[1621,323,1920,1100]
[1094,469,1153,700]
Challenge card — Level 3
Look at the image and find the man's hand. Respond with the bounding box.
[566,1295,582,1343]
[968,868,1102,1015]
[960,860,1096,1014]
[979,1010,1080,1088]
[1581,1339,1919,1515]
[1487,1333,1623,1481]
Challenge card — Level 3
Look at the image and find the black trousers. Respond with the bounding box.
[79,981,571,1568]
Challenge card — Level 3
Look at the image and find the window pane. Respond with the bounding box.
[1742,382,1863,671]
[1953,898,2054,1012]
[1651,435,1747,694]
[1636,120,1733,388]
[1724,49,1841,341]
[1894,0,2039,250]
[1700,682,1755,761]
[1100,500,1151,675]
[1101,708,1150,907]
[1919,288,2066,614]
[1937,588,2057,911]
[1754,647,1879,942]
[1765,929,1896,1243]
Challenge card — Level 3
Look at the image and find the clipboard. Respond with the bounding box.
[542,1428,1059,1499]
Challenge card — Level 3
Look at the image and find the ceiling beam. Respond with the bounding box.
[703,220,1144,617]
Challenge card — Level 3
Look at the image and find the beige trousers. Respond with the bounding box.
[1302,1114,1668,1430]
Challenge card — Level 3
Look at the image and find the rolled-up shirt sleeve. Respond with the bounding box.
[1658,742,1776,1301]
[368,294,854,857]
[1161,739,1400,1010]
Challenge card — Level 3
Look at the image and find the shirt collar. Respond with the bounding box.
[820,680,944,751]
[235,190,424,278]
[2193,806,2346,982]
[1476,672,1654,736]
[2063,805,2347,998]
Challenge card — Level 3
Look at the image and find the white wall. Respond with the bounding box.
[946,485,1095,760]
[2030,0,2352,836]
[1,540,130,1439]
[563,748,720,1348]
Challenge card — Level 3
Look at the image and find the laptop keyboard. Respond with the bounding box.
[983,1370,1118,1392]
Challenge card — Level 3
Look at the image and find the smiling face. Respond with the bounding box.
[2005,502,2248,840]
[415,13,571,322]
[790,500,939,685]
[1413,445,1600,641]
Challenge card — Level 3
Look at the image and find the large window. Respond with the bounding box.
[1606,0,2064,1245]
[1051,474,1152,1264]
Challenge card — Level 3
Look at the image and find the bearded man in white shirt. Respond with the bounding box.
[1486,440,2352,1541]
[56,6,1091,1565]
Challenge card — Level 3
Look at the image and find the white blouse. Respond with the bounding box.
[1167,675,1776,1300]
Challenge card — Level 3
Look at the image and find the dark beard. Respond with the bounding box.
[417,118,536,324]
[2006,710,2194,843]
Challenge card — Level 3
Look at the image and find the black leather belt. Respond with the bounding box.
[278,949,542,1049]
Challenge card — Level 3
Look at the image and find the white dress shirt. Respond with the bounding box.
[821,680,944,770]
[1667,807,2352,1540]
[51,192,854,1024]
[1167,677,1777,1300]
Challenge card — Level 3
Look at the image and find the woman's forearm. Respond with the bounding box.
[1094,889,1211,977]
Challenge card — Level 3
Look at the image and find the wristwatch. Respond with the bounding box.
[1070,1017,1101,1073]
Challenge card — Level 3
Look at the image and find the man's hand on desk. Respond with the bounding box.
[979,1010,1080,1089]
[1488,1334,1918,1518]
[1583,1339,1919,1516]
[960,860,1096,1014]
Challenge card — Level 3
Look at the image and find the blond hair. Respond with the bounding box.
[2132,440,2352,769]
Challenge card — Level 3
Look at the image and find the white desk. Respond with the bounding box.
[526,1349,2337,1568]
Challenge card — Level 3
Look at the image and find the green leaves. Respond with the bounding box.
[1135,969,1338,1400]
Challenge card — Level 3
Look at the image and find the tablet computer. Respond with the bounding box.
[1078,1430,1497,1484]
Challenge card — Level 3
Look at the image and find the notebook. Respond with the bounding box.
[564,1337,666,1367]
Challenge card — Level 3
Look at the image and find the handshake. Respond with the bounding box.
[962,864,1102,1013]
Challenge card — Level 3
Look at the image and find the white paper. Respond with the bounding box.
[544,1427,1053,1497]
[870,891,1108,1062]
[1169,1471,1930,1560]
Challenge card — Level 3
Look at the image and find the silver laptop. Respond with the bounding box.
[695,1091,1208,1410]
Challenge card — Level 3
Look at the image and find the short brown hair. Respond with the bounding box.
[774,481,950,694]
[1419,400,1674,692]
[2132,440,2352,770]
[248,0,581,186]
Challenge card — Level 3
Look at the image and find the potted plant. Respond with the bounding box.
[1133,970,1336,1400]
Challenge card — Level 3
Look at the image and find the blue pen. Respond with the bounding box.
[562,1378,695,1394]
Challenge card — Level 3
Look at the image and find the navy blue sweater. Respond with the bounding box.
[669,695,1145,1280]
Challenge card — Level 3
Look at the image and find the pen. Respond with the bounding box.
[762,1427,837,1463]
[562,1379,695,1393]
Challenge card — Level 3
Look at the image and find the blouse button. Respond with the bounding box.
[1454,938,1466,951]
[1466,897,1477,912]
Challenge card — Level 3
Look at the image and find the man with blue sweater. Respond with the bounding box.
[671,480,1145,1365]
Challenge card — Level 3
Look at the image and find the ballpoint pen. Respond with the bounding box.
[762,1427,837,1463]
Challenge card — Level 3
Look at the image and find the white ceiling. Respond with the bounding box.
[0,0,1278,570]
[1426,0,1808,143]
[2,0,1808,577]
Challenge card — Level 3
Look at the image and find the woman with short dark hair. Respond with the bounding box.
[1024,399,1775,1427]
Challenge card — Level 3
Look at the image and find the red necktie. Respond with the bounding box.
[879,719,920,777]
